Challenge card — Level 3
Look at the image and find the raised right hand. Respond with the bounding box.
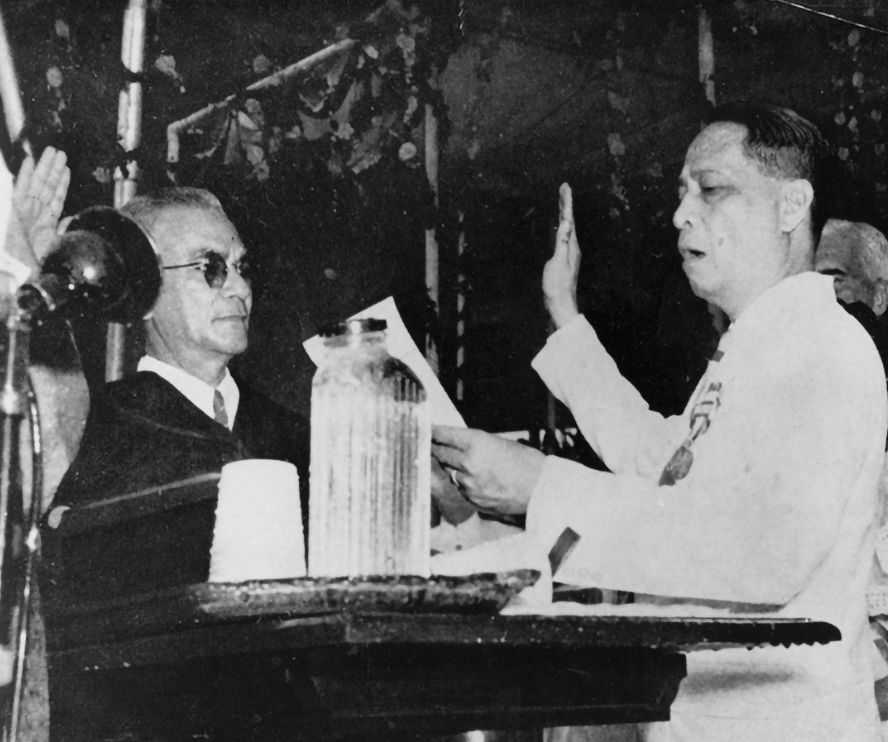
[542,182,581,330]
[10,146,70,267]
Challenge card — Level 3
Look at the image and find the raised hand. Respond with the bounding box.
[542,182,581,329]
[432,425,546,515]
[6,147,70,277]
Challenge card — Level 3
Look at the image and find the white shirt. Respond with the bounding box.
[137,355,240,431]
[529,272,887,742]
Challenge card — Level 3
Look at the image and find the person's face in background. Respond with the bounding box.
[146,206,253,384]
[672,122,794,321]
[815,228,884,316]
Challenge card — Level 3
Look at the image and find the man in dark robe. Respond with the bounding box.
[47,187,309,592]
[43,188,312,742]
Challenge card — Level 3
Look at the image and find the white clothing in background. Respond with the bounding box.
[528,272,887,742]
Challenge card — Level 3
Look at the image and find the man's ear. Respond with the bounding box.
[779,179,815,233]
[873,279,888,317]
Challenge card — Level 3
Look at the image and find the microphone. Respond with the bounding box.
[16,205,161,323]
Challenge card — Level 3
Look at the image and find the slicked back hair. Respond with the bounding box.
[119,187,226,242]
[708,101,832,244]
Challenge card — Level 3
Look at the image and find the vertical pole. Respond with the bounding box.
[698,4,716,107]
[107,0,147,382]
[455,211,466,403]
[0,5,28,154]
[423,103,439,374]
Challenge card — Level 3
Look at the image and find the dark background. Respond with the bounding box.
[5,0,888,432]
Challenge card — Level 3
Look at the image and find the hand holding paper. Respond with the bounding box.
[432,424,545,515]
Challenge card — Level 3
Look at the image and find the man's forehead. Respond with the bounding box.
[681,122,750,177]
[153,206,244,260]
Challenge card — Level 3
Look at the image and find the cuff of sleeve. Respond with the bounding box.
[526,454,602,547]
[0,250,33,290]
[531,313,594,382]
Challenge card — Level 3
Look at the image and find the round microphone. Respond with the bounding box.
[17,205,161,323]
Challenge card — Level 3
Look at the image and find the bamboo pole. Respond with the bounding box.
[455,211,466,403]
[423,102,439,372]
[0,5,28,154]
[698,5,716,106]
[106,0,147,382]
[165,39,357,175]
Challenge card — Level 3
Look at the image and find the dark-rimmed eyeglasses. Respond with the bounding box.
[162,252,253,289]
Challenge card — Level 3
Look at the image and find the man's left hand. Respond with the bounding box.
[432,425,546,515]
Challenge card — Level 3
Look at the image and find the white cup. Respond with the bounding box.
[208,459,306,582]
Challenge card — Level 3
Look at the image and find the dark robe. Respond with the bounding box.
[45,371,309,598]
[53,370,308,505]
[43,373,317,741]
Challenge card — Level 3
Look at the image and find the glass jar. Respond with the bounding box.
[308,318,430,577]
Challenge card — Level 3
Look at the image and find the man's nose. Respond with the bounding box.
[222,265,251,302]
[672,194,694,230]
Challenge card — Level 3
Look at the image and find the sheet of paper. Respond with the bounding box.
[302,296,466,427]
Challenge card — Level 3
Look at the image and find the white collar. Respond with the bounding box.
[137,355,240,430]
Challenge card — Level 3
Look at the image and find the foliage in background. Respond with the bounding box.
[10,0,458,214]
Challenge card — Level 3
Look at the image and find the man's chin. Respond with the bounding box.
[212,333,249,357]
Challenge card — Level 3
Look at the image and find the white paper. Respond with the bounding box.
[303,296,466,428]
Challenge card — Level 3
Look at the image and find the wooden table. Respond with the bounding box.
[44,579,840,742]
[41,478,842,740]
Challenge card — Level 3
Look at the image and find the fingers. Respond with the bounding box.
[50,167,70,214]
[431,442,465,471]
[30,147,66,191]
[558,182,573,226]
[16,148,68,206]
[431,424,474,450]
[554,182,578,261]
[12,156,35,199]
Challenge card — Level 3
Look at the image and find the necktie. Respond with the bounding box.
[213,389,229,428]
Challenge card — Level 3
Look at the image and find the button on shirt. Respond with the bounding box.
[136,356,239,431]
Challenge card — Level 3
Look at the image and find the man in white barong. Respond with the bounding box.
[433,101,887,741]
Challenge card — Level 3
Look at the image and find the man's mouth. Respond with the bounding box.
[679,245,706,260]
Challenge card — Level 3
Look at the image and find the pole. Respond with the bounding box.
[424,103,440,372]
[455,211,466,403]
[165,39,357,176]
[0,5,28,154]
[698,4,716,107]
[0,9,37,740]
[107,0,148,382]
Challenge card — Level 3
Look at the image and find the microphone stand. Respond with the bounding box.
[0,297,38,742]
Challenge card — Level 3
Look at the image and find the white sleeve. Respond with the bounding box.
[531,315,687,477]
[526,339,885,605]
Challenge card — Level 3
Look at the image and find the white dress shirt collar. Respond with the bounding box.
[137,355,240,430]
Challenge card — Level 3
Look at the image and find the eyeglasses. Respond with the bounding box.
[162,252,253,289]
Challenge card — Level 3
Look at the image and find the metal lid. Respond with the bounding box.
[319,317,387,337]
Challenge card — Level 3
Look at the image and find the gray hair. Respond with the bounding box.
[119,187,226,238]
[820,218,888,282]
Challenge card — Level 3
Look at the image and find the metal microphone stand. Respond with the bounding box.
[0,296,41,742]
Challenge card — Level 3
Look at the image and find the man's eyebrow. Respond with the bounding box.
[689,167,725,180]
[183,245,225,260]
